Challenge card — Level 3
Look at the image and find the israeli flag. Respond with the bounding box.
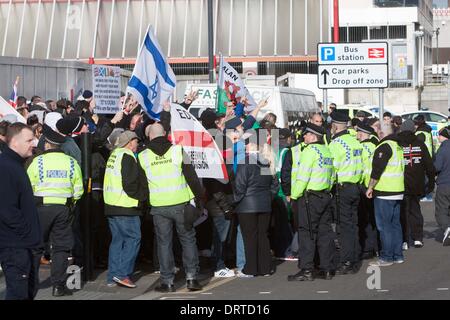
[127,26,176,120]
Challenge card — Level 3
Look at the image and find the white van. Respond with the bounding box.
[184,84,318,128]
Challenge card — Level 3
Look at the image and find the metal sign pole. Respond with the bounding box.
[379,88,385,135]
[323,89,328,114]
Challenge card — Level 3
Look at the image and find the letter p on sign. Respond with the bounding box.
[321,47,335,61]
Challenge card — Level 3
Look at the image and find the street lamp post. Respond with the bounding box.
[435,27,440,73]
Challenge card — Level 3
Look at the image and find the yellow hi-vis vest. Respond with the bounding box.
[104,148,139,208]
[415,130,433,157]
[374,140,405,193]
[291,143,334,200]
[139,145,194,207]
[361,140,376,188]
[27,152,84,205]
[329,133,363,184]
[290,143,304,184]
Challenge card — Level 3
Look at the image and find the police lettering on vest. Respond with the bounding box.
[27,152,84,205]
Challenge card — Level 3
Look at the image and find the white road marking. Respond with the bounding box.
[160,296,197,300]
[317,291,329,294]
[377,290,389,292]
[259,291,271,294]
[437,288,449,291]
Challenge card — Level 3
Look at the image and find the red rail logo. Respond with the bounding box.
[368,48,385,59]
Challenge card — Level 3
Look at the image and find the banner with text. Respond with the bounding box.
[92,65,122,114]
[170,104,228,181]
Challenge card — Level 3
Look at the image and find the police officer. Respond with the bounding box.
[356,123,378,259]
[27,125,84,297]
[329,110,363,274]
[287,123,334,281]
[139,123,204,293]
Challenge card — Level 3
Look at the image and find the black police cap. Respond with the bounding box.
[330,110,350,124]
[303,123,325,137]
[356,122,374,135]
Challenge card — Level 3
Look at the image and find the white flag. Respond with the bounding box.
[127,25,176,120]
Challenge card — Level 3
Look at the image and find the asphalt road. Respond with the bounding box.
[137,201,450,301]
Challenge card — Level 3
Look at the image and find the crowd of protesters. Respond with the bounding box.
[1,91,450,299]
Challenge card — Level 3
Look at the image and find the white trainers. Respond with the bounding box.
[236,270,254,278]
[393,259,404,264]
[369,259,394,267]
[402,242,409,251]
[214,268,235,278]
[443,227,450,246]
[414,241,424,248]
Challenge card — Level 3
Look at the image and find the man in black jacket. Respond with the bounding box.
[398,120,435,249]
[397,120,435,249]
[0,123,42,300]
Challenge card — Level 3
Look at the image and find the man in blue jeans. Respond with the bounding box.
[104,131,148,288]
[366,125,405,266]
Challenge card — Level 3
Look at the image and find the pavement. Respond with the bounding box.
[1,201,450,300]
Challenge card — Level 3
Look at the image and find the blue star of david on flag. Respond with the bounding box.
[127,25,176,120]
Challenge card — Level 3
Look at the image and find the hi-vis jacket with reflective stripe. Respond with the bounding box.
[291,143,334,200]
[290,143,305,185]
[415,130,434,158]
[374,140,405,193]
[27,150,83,205]
[139,144,194,207]
[361,140,377,188]
[104,148,139,208]
[329,132,363,184]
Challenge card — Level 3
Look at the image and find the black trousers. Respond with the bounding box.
[358,186,379,254]
[38,205,74,286]
[0,248,41,300]
[238,212,272,276]
[297,192,334,271]
[270,197,293,258]
[400,195,423,242]
[337,184,361,264]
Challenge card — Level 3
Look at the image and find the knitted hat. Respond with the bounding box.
[56,117,86,136]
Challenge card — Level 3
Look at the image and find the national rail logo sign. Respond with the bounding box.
[368,48,385,59]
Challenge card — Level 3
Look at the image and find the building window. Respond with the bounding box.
[389,25,407,39]
[348,27,369,42]
[370,26,388,39]
[373,0,419,7]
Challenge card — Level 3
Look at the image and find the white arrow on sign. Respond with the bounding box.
[318,64,388,89]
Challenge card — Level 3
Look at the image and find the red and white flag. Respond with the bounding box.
[9,76,19,108]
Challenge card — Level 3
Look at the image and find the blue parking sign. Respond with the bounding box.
[321,47,335,61]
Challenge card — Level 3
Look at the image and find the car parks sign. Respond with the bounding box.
[318,42,388,89]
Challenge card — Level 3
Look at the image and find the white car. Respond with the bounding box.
[401,110,449,142]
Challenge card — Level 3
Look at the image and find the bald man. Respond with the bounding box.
[139,123,204,293]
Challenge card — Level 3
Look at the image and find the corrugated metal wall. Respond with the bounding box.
[0,0,330,61]
[0,56,130,100]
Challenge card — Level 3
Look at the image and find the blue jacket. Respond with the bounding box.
[0,147,42,249]
[435,140,450,187]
